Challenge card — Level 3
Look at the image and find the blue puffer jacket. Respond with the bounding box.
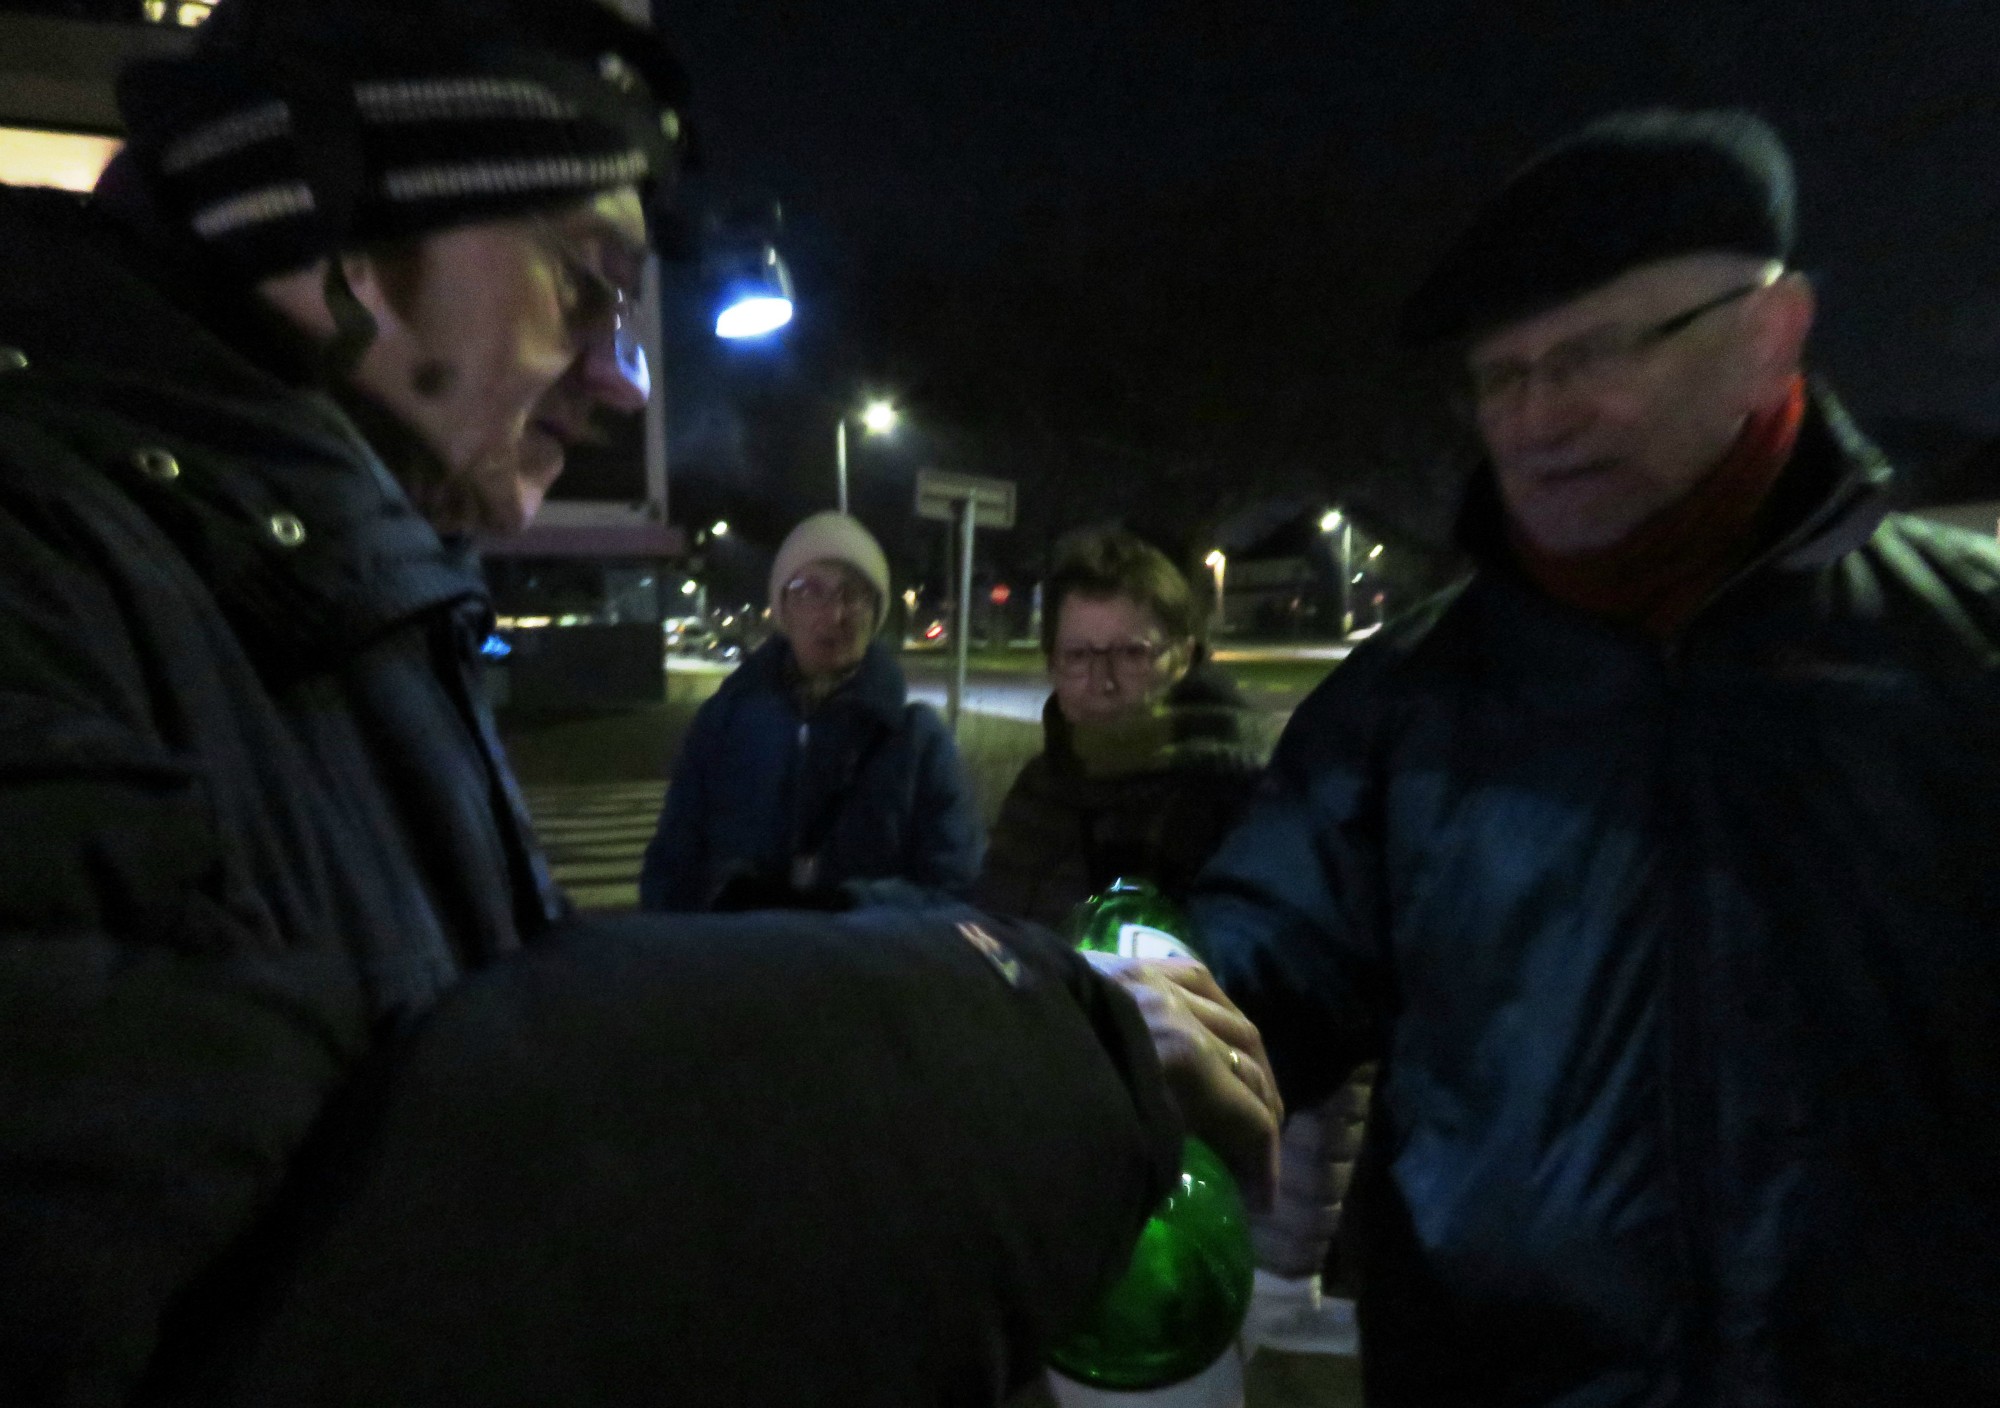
[639,637,983,910]
[1194,388,2000,1407]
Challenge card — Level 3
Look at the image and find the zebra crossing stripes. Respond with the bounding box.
[520,780,665,913]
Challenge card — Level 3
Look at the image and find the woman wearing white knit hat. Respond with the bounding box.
[640,512,984,911]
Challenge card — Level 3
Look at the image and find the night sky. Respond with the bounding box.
[653,1,2000,579]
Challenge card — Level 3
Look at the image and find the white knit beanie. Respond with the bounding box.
[768,512,891,630]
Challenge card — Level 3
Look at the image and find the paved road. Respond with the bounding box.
[905,673,1050,722]
[672,643,1357,724]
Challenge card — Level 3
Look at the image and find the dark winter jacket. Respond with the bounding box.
[639,636,983,911]
[1192,385,2000,1406]
[0,185,1178,1406]
[974,660,1265,928]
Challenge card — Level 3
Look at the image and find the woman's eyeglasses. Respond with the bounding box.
[1051,640,1169,679]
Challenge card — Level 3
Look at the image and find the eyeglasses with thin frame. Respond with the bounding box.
[1466,281,1766,415]
[783,575,875,615]
[532,218,649,391]
[1051,638,1171,680]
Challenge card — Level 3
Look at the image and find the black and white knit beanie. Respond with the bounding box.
[115,0,695,280]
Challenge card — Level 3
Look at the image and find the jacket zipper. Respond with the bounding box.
[791,719,813,886]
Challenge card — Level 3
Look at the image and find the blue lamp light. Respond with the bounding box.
[714,243,795,340]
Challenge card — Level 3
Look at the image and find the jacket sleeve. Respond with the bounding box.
[1189,651,1397,1112]
[0,494,373,1407]
[637,696,720,911]
[205,907,1185,1406]
[900,702,986,898]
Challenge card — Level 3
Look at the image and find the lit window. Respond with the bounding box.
[0,128,121,193]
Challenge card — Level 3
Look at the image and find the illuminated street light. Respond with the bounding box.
[1320,508,1355,637]
[680,580,698,596]
[714,244,795,340]
[1204,550,1227,633]
[835,398,902,514]
[1369,544,1383,559]
[711,520,730,537]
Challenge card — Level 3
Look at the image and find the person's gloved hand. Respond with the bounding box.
[1083,952,1283,1212]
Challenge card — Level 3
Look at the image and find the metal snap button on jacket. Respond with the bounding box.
[267,512,307,548]
[133,447,181,482]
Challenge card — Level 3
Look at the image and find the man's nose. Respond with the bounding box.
[577,322,650,413]
[1513,368,1588,447]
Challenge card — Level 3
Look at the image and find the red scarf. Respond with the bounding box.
[1510,376,1806,638]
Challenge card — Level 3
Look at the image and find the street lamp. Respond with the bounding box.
[711,520,730,537]
[835,398,900,514]
[1320,508,1354,637]
[713,244,795,341]
[1204,549,1227,633]
[861,399,899,435]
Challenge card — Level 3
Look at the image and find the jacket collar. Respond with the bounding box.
[732,636,908,728]
[0,185,486,678]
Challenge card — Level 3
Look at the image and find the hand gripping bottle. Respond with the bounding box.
[1046,880,1255,1407]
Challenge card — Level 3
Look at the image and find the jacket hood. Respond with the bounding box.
[0,184,485,676]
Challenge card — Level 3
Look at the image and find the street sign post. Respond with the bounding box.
[916,468,1016,529]
[914,469,1016,731]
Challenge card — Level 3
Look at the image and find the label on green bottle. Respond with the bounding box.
[1117,923,1199,963]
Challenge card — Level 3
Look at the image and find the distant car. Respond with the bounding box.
[671,623,716,656]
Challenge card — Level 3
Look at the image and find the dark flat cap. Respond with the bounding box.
[1402,108,1795,347]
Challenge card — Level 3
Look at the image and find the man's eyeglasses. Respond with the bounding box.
[1466,281,1766,414]
[533,219,649,395]
[1051,639,1170,679]
[783,577,875,615]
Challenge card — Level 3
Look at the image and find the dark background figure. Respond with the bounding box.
[0,1,1285,1402]
[1195,108,2000,1406]
[976,528,1262,926]
[639,510,983,911]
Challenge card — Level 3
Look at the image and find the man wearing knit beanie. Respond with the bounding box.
[0,1,1277,1402]
[97,0,690,534]
[1193,107,2000,1405]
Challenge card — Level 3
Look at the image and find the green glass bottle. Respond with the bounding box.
[1048,881,1255,1398]
[1063,877,1203,965]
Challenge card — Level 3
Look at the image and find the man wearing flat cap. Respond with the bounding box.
[1193,108,2000,1405]
[0,1,1285,1402]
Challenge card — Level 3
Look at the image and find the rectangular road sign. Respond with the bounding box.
[915,468,1016,530]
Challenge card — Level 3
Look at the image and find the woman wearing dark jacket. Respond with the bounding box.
[975,529,1263,927]
[640,511,983,911]
[978,527,1363,1364]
